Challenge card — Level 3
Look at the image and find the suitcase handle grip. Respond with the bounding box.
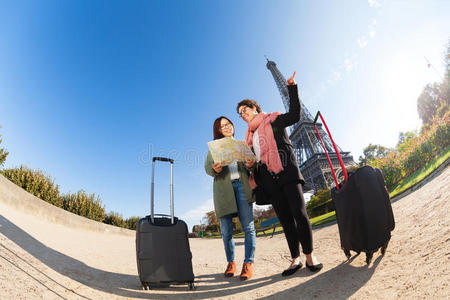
[153,157,174,164]
[313,111,349,189]
[146,215,179,226]
[153,213,171,217]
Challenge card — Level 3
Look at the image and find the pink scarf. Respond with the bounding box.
[246,112,284,189]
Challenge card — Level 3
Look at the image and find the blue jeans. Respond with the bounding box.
[219,180,256,263]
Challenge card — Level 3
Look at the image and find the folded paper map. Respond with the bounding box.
[207,137,256,166]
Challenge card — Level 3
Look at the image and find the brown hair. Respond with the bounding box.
[236,99,262,115]
[213,116,234,140]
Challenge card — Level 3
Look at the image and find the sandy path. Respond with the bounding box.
[0,166,449,299]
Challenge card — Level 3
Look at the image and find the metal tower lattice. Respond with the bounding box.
[265,58,356,191]
[265,58,314,126]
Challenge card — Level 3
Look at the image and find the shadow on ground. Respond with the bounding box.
[0,214,384,299]
[259,254,383,299]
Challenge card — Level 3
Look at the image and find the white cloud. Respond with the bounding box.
[358,36,369,48]
[344,58,355,72]
[311,8,377,104]
[181,198,214,225]
[368,0,380,8]
[369,19,377,38]
[333,71,342,81]
[326,71,342,86]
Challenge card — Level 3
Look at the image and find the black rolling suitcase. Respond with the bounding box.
[136,157,195,290]
[313,112,395,264]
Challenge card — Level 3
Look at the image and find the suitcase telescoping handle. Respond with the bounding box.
[151,157,174,224]
[313,111,348,190]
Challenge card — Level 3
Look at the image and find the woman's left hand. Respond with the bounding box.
[287,71,296,85]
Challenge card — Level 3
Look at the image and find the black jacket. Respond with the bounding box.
[254,84,305,196]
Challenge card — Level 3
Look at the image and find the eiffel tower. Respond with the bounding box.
[266,58,356,191]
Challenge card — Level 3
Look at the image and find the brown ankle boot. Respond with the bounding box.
[224,261,236,277]
[240,262,253,280]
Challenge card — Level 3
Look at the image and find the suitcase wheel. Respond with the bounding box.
[365,252,374,264]
[343,249,351,260]
[141,282,149,290]
[188,282,195,290]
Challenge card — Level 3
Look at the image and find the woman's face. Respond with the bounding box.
[220,118,234,137]
[238,105,258,124]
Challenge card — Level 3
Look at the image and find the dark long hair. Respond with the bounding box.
[213,116,234,140]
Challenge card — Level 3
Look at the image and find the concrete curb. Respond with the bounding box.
[0,174,134,236]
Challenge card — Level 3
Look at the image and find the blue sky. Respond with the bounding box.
[1,0,449,231]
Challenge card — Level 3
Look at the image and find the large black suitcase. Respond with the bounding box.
[313,112,395,264]
[136,157,195,290]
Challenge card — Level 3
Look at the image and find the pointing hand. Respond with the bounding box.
[287,71,296,85]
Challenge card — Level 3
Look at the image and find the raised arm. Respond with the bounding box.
[273,71,301,128]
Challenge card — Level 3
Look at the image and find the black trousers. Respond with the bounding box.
[271,182,313,258]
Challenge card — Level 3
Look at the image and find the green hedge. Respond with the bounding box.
[1,166,63,207]
[371,112,449,190]
[62,190,106,222]
[1,166,139,230]
[307,199,334,218]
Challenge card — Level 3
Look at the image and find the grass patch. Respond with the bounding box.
[249,212,337,238]
[255,225,285,237]
[202,233,221,238]
[238,212,338,238]
[310,211,336,227]
[389,145,450,198]
[233,225,285,238]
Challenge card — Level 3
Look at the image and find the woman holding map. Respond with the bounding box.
[204,116,256,281]
[237,71,323,276]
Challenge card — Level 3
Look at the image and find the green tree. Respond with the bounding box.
[446,41,450,80]
[124,216,140,230]
[442,40,450,99]
[254,207,276,220]
[192,225,201,233]
[103,211,125,227]
[62,190,106,222]
[306,189,331,210]
[306,189,333,218]
[232,217,242,233]
[417,40,450,124]
[203,210,219,232]
[358,144,389,166]
[2,166,63,207]
[0,125,9,166]
[204,210,218,225]
[417,83,445,124]
[396,131,418,153]
[436,101,449,118]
